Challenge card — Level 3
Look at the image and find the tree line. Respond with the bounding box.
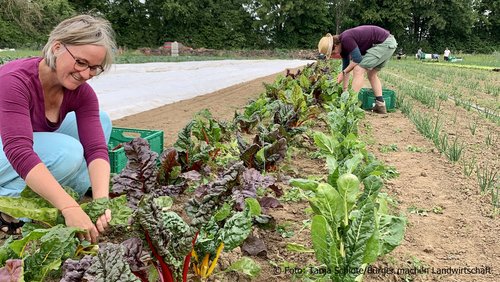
[1,0,498,54]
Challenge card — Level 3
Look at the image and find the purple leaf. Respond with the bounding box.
[268,184,283,197]
[60,256,93,282]
[233,168,276,210]
[259,197,283,209]
[0,259,22,282]
[121,238,148,273]
[111,138,159,210]
[181,170,202,181]
[241,235,268,257]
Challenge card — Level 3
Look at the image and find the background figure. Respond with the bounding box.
[0,15,116,242]
[417,48,423,59]
[444,48,451,61]
[396,48,406,60]
[318,25,397,114]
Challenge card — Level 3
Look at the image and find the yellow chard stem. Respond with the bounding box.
[191,249,199,262]
[206,242,225,277]
[193,264,200,276]
[200,253,210,278]
[192,249,200,275]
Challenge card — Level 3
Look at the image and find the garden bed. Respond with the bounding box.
[1,59,497,282]
[110,61,498,281]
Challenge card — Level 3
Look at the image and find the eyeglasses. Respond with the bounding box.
[63,44,104,76]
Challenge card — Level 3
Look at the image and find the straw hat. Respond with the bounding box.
[318,33,333,58]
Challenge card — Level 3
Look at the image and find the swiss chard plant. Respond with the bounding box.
[236,132,287,172]
[310,61,344,105]
[295,173,406,282]
[270,101,307,137]
[185,161,279,222]
[324,90,366,138]
[173,121,211,172]
[155,147,189,196]
[174,109,232,172]
[111,138,200,210]
[110,138,202,282]
[191,198,261,280]
[0,186,133,281]
[137,195,196,282]
[111,137,161,209]
[0,187,132,227]
[60,239,149,282]
[184,162,280,279]
[234,96,271,133]
[0,225,84,282]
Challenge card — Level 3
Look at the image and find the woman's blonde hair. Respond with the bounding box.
[42,15,116,72]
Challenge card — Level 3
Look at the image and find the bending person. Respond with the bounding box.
[0,15,115,242]
[318,25,397,113]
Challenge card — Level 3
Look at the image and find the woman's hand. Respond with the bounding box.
[337,71,344,84]
[95,209,112,233]
[61,206,99,243]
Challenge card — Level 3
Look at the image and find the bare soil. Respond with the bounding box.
[112,69,499,282]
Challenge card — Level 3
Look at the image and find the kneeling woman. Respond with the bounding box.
[0,15,115,242]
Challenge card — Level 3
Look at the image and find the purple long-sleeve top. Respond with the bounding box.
[0,57,109,179]
[340,25,390,56]
[339,25,390,70]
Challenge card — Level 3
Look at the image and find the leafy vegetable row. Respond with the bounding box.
[0,60,405,282]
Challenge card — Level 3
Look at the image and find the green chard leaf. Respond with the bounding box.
[289,178,319,192]
[13,225,81,282]
[286,242,314,253]
[0,237,18,266]
[378,214,406,256]
[81,195,133,226]
[0,197,59,226]
[221,198,260,252]
[345,199,376,273]
[337,173,360,208]
[311,215,341,266]
[310,183,343,226]
[224,257,261,278]
[221,211,253,251]
[313,132,338,156]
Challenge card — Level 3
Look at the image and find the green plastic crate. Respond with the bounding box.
[358,88,396,111]
[108,127,164,173]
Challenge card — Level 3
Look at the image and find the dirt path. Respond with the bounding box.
[361,112,499,282]
[114,70,499,282]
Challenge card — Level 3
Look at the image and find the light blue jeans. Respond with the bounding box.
[0,111,112,199]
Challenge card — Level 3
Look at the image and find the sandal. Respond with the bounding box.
[0,212,24,235]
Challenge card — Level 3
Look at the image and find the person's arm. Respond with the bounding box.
[73,84,112,232]
[338,47,362,87]
[88,158,112,233]
[25,163,99,242]
[88,158,110,199]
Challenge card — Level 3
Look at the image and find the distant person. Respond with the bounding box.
[396,48,405,60]
[318,25,397,114]
[416,48,423,59]
[0,15,115,242]
[444,48,451,61]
